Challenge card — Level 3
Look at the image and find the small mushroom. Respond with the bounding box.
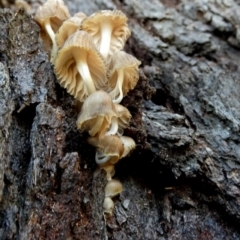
[55,31,107,100]
[114,103,131,135]
[56,12,87,49]
[120,136,136,158]
[35,0,70,62]
[77,91,117,137]
[105,179,123,197]
[88,135,124,165]
[108,51,141,103]
[101,164,115,181]
[94,164,115,181]
[103,197,114,215]
[81,10,131,59]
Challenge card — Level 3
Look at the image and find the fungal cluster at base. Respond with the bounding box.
[35,0,141,216]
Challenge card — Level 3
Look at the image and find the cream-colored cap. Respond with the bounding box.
[105,179,123,197]
[120,136,136,158]
[56,13,87,48]
[76,91,117,137]
[55,31,107,101]
[108,51,141,103]
[88,135,124,165]
[114,103,131,135]
[103,197,114,215]
[35,0,70,62]
[81,10,131,59]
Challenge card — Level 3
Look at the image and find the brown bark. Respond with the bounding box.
[1,0,240,239]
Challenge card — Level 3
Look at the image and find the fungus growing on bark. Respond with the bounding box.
[35,0,70,62]
[120,136,136,157]
[93,164,115,181]
[34,2,140,217]
[114,103,132,135]
[80,10,131,59]
[56,12,87,49]
[108,51,141,103]
[101,164,115,181]
[105,179,123,197]
[88,135,124,165]
[55,31,107,100]
[76,91,117,137]
[103,197,114,215]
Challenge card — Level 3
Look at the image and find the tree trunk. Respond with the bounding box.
[1,0,240,239]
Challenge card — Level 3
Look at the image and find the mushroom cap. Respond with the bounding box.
[105,179,123,197]
[74,12,87,19]
[35,0,70,53]
[114,103,131,135]
[120,136,136,158]
[35,0,70,32]
[80,10,131,58]
[56,13,87,48]
[103,197,114,215]
[88,135,124,164]
[76,91,117,137]
[108,51,141,98]
[55,31,108,102]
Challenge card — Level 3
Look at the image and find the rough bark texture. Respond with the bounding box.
[1,0,240,239]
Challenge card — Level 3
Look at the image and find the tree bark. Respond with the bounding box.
[1,0,240,239]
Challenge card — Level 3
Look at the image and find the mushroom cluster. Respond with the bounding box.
[35,0,141,216]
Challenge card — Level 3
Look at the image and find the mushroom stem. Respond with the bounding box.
[95,151,111,165]
[105,117,118,136]
[101,165,115,181]
[44,18,58,63]
[73,50,96,94]
[110,69,124,103]
[100,20,113,58]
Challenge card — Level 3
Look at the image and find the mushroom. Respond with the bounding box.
[103,197,114,215]
[76,91,117,137]
[94,164,115,181]
[101,164,115,181]
[108,51,141,103]
[105,179,123,197]
[114,103,131,135]
[35,0,70,63]
[87,135,124,165]
[80,10,131,59]
[56,12,87,49]
[55,31,107,100]
[120,136,136,158]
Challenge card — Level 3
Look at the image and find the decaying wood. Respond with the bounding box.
[0,0,240,239]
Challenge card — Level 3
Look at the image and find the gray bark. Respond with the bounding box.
[1,0,240,239]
